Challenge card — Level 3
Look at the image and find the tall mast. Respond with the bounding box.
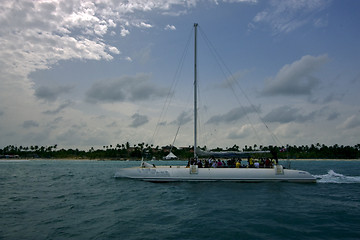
[194,23,198,159]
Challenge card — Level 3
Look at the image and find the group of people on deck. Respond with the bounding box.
[187,156,278,168]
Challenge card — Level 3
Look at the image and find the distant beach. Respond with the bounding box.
[1,158,359,162]
[281,158,360,161]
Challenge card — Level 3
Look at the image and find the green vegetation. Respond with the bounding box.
[1,142,359,160]
[0,142,190,160]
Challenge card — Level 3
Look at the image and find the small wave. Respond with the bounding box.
[0,159,29,162]
[52,173,75,180]
[315,170,360,184]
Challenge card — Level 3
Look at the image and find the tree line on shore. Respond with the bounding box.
[1,142,359,160]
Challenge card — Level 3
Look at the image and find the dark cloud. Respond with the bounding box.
[171,111,192,125]
[85,73,169,103]
[106,121,117,128]
[207,106,259,124]
[310,92,345,104]
[263,106,316,123]
[350,72,360,84]
[129,113,148,128]
[42,100,73,115]
[322,93,344,103]
[85,80,126,103]
[35,85,73,102]
[327,112,339,121]
[263,55,328,96]
[44,116,63,130]
[23,120,39,128]
[159,121,167,126]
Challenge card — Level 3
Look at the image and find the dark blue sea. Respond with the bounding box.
[1,159,360,240]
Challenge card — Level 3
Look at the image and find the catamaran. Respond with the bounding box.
[116,24,316,183]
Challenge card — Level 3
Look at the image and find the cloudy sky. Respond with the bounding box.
[1,0,360,150]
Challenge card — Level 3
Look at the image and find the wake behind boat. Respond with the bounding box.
[116,23,316,183]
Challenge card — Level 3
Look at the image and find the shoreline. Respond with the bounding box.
[279,158,360,161]
[1,158,360,162]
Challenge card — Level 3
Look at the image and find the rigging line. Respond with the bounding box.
[171,87,194,150]
[232,79,283,146]
[198,27,264,146]
[197,83,212,150]
[170,124,180,153]
[149,27,193,145]
[196,60,212,150]
[198,27,283,147]
[196,60,203,148]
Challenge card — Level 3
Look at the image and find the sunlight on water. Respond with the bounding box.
[315,170,360,184]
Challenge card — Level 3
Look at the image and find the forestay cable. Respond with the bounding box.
[198,26,283,147]
[149,27,193,146]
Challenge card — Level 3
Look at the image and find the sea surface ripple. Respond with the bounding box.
[1,160,360,240]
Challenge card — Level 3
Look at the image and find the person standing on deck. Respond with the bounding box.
[248,157,254,168]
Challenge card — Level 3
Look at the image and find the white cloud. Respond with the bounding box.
[227,125,252,139]
[125,56,133,62]
[120,28,130,37]
[0,0,258,100]
[273,123,300,139]
[0,0,200,86]
[263,54,329,96]
[162,9,189,17]
[1,0,205,149]
[223,0,257,3]
[252,0,331,34]
[107,46,120,54]
[138,22,153,28]
[165,24,176,30]
[1,0,357,150]
[313,17,328,28]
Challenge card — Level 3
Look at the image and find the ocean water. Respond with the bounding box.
[1,160,359,240]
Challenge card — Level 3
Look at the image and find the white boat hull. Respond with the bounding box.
[116,165,316,183]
